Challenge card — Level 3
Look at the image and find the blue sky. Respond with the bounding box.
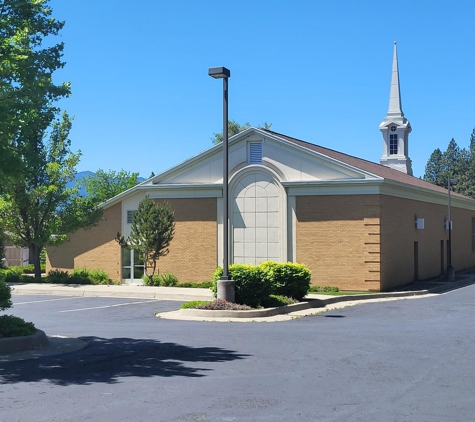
[49,0,475,179]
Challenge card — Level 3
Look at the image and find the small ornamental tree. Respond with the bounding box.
[116,196,175,284]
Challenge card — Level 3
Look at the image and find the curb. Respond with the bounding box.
[0,329,48,354]
[178,278,475,319]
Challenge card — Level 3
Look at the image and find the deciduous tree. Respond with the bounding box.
[211,120,272,144]
[0,1,101,277]
[83,169,140,205]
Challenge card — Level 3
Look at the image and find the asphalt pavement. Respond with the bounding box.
[1,283,475,421]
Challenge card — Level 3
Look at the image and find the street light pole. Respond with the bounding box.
[447,176,458,282]
[208,66,235,302]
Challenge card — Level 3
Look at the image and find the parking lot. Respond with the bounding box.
[2,287,475,421]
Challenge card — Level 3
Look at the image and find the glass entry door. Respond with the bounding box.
[121,248,145,284]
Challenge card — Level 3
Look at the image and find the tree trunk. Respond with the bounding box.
[31,244,42,279]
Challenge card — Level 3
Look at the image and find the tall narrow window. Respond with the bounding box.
[389,134,398,155]
[472,217,475,252]
[248,142,263,164]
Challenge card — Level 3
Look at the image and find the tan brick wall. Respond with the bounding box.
[380,195,475,290]
[295,195,381,291]
[152,198,217,283]
[46,203,122,281]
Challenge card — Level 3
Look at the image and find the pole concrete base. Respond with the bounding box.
[217,279,235,303]
[447,266,455,282]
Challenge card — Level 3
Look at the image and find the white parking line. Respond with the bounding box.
[13,297,81,305]
[58,300,159,313]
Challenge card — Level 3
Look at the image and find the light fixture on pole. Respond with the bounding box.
[447,177,458,282]
[208,66,235,302]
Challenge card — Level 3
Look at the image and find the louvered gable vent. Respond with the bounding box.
[248,142,263,164]
[127,210,135,224]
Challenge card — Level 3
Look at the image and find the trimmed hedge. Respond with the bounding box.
[260,261,311,301]
[212,264,272,308]
[212,261,311,308]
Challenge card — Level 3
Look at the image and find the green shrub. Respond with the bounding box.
[159,272,178,286]
[142,274,161,286]
[260,261,311,301]
[87,269,111,285]
[176,281,213,288]
[212,264,272,308]
[142,272,178,286]
[5,272,21,283]
[0,280,12,311]
[69,268,92,284]
[261,294,298,308]
[308,285,339,293]
[6,266,25,275]
[46,269,71,283]
[0,315,36,338]
[180,300,212,309]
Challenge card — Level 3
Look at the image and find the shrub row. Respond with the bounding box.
[7,264,46,274]
[212,261,311,308]
[308,285,339,293]
[142,273,178,287]
[0,268,117,285]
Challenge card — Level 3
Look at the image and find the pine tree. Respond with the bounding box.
[116,197,175,284]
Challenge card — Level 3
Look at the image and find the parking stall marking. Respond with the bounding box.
[58,299,160,313]
[13,297,82,305]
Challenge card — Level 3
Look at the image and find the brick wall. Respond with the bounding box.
[46,203,122,281]
[295,195,381,291]
[152,198,217,283]
[380,195,475,290]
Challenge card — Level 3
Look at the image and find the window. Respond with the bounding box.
[127,210,136,224]
[472,217,475,252]
[389,134,398,155]
[248,142,263,164]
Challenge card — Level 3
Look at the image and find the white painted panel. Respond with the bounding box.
[268,212,279,228]
[268,243,279,258]
[268,197,279,212]
[256,243,268,258]
[256,228,267,243]
[245,243,255,258]
[234,228,244,242]
[256,213,268,227]
[243,212,256,228]
[256,197,267,212]
[245,185,256,198]
[234,197,244,212]
[244,197,255,212]
[233,243,244,256]
[268,228,279,243]
[244,227,256,242]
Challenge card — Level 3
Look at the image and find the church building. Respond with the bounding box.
[46,44,475,291]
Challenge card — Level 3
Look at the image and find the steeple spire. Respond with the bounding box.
[379,42,413,175]
[386,41,404,121]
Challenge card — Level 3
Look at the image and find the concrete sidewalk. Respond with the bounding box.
[8,282,214,301]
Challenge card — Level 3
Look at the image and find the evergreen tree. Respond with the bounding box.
[116,197,175,284]
[423,148,445,186]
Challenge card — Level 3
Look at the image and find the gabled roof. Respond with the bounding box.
[262,129,466,199]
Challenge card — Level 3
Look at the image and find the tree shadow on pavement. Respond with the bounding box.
[0,336,249,386]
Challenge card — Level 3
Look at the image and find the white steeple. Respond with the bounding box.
[379,42,413,175]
